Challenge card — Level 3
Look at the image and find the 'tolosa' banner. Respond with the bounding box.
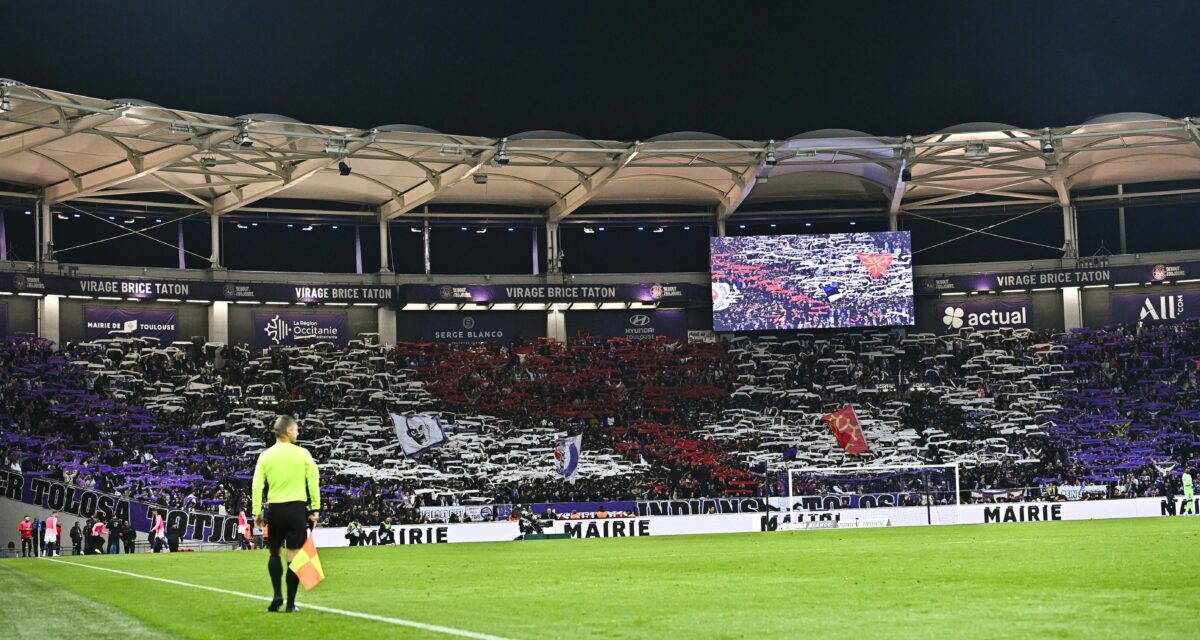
[84,307,178,342]
[252,311,348,347]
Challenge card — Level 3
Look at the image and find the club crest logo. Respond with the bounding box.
[438,285,455,300]
[650,284,664,300]
[12,274,26,291]
[1152,264,1168,281]
[462,316,475,329]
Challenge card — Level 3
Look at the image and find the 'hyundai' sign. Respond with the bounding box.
[566,310,687,340]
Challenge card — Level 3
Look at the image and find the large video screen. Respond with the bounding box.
[710,231,913,331]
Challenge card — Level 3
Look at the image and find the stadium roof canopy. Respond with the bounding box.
[1,80,1199,227]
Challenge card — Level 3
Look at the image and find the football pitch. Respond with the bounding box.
[2,518,1196,639]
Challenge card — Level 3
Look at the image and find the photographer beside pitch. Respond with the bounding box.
[252,416,320,613]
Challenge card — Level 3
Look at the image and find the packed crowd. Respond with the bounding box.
[2,317,1198,532]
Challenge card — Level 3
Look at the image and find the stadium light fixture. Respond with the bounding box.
[770,223,777,228]
[506,227,514,232]
[251,222,258,227]
[637,226,644,231]
[475,228,487,234]
[338,161,352,176]
[55,213,68,220]
[805,222,812,227]
[739,224,746,229]
[201,155,217,169]
[901,168,912,182]
[495,138,510,165]
[0,92,10,112]
[73,214,80,218]
[1041,129,1055,155]
[489,303,518,310]
[236,223,248,229]
[155,218,162,223]
[474,173,488,184]
[684,226,691,230]
[234,128,253,147]
[331,225,338,229]
[963,142,989,159]
[583,227,595,234]
[461,226,468,231]
[324,138,348,155]
[410,227,421,233]
[653,227,664,233]
[764,140,777,166]
[598,226,605,231]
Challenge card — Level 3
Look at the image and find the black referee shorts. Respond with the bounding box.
[266,502,309,551]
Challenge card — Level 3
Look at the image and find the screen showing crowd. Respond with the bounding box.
[710,231,914,331]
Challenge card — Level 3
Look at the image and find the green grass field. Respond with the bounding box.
[2,518,1196,639]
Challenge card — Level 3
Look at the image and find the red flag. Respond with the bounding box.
[856,253,894,279]
[821,405,869,454]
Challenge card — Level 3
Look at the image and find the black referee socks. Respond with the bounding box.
[268,555,284,600]
[286,568,300,608]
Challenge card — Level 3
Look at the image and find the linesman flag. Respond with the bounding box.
[288,534,325,591]
[821,405,869,454]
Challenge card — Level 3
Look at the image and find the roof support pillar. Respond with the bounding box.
[546,220,562,274]
[378,214,391,274]
[1061,203,1078,260]
[39,198,54,264]
[1117,184,1127,254]
[423,215,432,276]
[716,218,726,237]
[208,209,222,270]
[888,212,899,232]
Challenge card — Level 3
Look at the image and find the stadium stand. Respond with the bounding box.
[3,320,1196,526]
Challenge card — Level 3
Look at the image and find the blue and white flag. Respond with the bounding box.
[822,281,844,303]
[390,413,449,458]
[553,434,583,484]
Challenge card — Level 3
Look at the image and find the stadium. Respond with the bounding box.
[1,3,1198,638]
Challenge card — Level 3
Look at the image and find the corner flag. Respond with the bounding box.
[288,535,325,591]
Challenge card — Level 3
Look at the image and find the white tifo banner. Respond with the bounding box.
[310,496,1192,547]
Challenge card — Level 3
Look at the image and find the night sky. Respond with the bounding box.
[0,1,1196,273]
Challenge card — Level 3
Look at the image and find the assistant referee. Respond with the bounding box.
[252,415,320,613]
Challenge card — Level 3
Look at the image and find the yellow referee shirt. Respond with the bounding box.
[252,442,321,518]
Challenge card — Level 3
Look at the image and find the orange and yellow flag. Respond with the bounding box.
[288,535,325,591]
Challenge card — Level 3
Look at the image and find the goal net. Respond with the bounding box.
[777,463,960,530]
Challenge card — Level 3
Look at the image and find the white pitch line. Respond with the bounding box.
[45,559,515,640]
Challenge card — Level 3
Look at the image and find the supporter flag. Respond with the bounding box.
[288,534,325,591]
[553,434,583,483]
[711,282,734,312]
[390,413,449,458]
[822,282,844,303]
[856,253,895,279]
[821,405,869,454]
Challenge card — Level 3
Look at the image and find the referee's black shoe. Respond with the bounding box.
[267,598,284,612]
[285,605,298,613]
